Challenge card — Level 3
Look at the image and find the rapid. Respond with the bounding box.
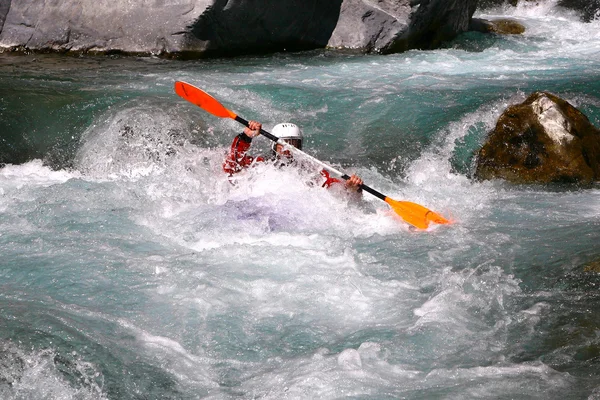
[1,2,600,399]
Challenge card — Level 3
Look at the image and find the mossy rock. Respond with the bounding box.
[584,260,600,273]
[470,18,525,35]
[475,92,600,184]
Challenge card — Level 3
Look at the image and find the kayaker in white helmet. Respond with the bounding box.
[270,122,303,155]
[223,120,363,192]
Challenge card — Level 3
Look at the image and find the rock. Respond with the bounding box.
[584,260,600,273]
[326,0,411,52]
[469,18,526,34]
[0,0,210,55]
[0,2,9,33]
[384,0,479,53]
[328,0,480,53]
[474,92,600,184]
[478,0,520,7]
[0,0,478,57]
[190,0,344,56]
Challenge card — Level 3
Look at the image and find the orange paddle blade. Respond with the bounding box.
[385,197,451,229]
[174,81,237,119]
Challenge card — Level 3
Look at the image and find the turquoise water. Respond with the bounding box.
[1,3,600,399]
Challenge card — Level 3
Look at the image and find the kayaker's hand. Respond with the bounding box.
[244,121,262,138]
[345,174,363,192]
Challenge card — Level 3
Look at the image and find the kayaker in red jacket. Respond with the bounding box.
[223,121,363,192]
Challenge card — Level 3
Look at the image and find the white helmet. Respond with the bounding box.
[271,123,303,151]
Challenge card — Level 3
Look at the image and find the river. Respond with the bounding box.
[1,2,599,399]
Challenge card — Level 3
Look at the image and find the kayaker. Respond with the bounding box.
[223,120,363,193]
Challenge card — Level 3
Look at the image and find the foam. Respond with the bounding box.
[0,160,76,186]
[0,342,106,400]
[116,320,217,389]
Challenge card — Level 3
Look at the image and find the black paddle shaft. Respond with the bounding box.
[235,116,279,142]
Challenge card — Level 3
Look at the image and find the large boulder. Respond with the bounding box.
[0,0,478,56]
[326,0,411,52]
[0,0,212,55]
[474,92,600,184]
[328,0,479,54]
[384,0,479,53]
[188,0,344,56]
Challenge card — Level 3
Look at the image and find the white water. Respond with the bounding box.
[1,3,600,399]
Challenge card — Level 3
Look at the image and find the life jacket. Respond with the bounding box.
[222,133,265,175]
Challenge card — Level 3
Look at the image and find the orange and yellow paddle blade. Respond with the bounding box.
[174,81,237,120]
[385,197,451,230]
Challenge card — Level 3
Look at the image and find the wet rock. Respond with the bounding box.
[474,92,600,184]
[469,18,526,34]
[0,0,478,57]
[326,0,411,52]
[379,0,479,54]
[584,260,600,273]
[328,0,480,53]
[188,0,345,56]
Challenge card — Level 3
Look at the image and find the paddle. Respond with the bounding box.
[174,81,450,229]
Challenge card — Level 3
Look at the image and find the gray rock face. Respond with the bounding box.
[0,1,9,33]
[0,0,212,55]
[189,0,344,55]
[398,0,479,52]
[327,0,411,52]
[0,0,478,56]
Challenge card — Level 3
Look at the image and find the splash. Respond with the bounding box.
[74,99,204,180]
[0,341,106,400]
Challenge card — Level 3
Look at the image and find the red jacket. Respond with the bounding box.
[223,133,342,188]
[222,133,263,175]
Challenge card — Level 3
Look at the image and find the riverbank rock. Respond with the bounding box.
[0,0,478,57]
[469,18,526,34]
[474,92,600,184]
[378,0,479,54]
